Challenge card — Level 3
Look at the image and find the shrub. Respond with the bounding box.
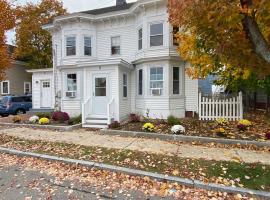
[167,115,179,126]
[265,132,270,140]
[39,117,50,125]
[36,112,52,119]
[52,111,70,122]
[142,123,155,132]
[216,118,229,126]
[129,113,141,123]
[237,119,252,131]
[13,116,22,123]
[171,125,185,134]
[68,115,82,125]
[109,121,120,129]
[29,116,39,124]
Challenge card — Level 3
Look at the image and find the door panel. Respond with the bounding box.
[92,76,108,116]
[41,80,52,108]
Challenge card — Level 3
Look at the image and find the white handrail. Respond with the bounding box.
[82,97,91,124]
[107,98,115,125]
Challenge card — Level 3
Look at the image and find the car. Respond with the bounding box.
[0,95,32,117]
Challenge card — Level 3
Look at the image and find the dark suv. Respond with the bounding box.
[0,95,32,117]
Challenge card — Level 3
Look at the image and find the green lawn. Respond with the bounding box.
[0,134,269,191]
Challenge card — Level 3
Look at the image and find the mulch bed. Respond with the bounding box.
[113,111,270,141]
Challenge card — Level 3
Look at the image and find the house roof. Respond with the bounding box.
[26,68,53,73]
[80,2,135,15]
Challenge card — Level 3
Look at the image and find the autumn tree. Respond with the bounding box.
[168,0,270,80]
[15,0,66,68]
[0,0,15,80]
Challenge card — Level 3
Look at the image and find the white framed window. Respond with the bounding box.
[111,36,120,55]
[67,74,77,92]
[66,36,76,56]
[24,82,31,94]
[84,36,92,56]
[123,74,127,98]
[138,69,143,95]
[1,80,9,95]
[150,23,163,47]
[138,28,142,50]
[150,67,163,96]
[173,67,180,94]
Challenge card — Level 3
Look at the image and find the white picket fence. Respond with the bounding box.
[198,92,243,121]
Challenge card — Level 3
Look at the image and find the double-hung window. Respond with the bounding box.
[123,74,127,98]
[138,69,143,95]
[1,81,9,95]
[66,36,76,56]
[138,28,142,50]
[150,67,163,96]
[67,74,77,92]
[24,82,31,94]
[150,23,163,47]
[84,36,92,56]
[173,67,180,94]
[111,36,120,55]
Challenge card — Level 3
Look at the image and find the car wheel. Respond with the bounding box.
[16,109,25,115]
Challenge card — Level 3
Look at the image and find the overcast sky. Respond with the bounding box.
[6,0,137,44]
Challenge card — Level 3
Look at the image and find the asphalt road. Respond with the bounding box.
[0,165,172,200]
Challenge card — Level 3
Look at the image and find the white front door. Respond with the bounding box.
[92,75,108,117]
[41,80,52,108]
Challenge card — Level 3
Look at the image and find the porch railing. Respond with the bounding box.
[82,97,91,124]
[107,98,116,125]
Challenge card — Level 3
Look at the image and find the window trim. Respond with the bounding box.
[138,27,143,51]
[66,73,77,92]
[24,82,31,94]
[149,67,164,96]
[111,36,121,56]
[65,35,76,56]
[123,73,128,98]
[149,22,164,47]
[1,80,10,95]
[84,36,92,56]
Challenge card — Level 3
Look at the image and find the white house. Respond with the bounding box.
[30,0,198,128]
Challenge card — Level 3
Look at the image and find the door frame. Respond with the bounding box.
[90,73,110,117]
[40,79,52,108]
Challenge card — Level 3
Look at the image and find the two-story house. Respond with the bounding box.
[30,0,198,128]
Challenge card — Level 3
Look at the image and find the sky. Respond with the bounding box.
[6,0,137,44]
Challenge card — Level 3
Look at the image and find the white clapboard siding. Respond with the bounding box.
[198,92,243,121]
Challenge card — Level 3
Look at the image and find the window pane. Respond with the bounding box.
[95,78,106,87]
[138,29,142,50]
[138,69,143,95]
[173,67,180,94]
[150,23,163,35]
[150,35,163,46]
[84,37,91,56]
[95,88,106,96]
[66,37,76,56]
[2,82,8,94]
[111,36,120,46]
[123,74,127,85]
[67,74,77,91]
[111,46,120,55]
[150,67,164,95]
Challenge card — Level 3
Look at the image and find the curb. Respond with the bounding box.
[0,147,269,199]
[0,123,82,131]
[101,129,270,147]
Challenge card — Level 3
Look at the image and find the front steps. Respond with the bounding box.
[83,117,108,129]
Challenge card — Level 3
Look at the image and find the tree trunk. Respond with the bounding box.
[241,0,270,64]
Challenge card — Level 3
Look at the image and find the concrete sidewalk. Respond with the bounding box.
[0,127,269,165]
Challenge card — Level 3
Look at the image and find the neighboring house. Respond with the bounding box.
[0,45,32,98]
[31,0,199,128]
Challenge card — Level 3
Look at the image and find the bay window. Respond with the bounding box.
[150,67,163,96]
[66,36,76,56]
[150,23,163,47]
